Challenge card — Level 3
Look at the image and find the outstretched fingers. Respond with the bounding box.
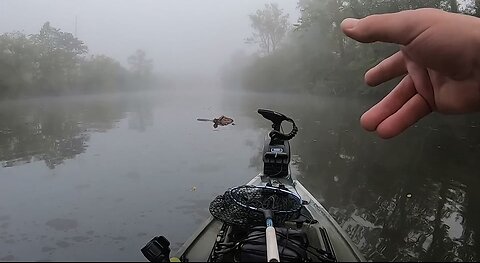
[376,94,432,138]
[360,75,416,131]
[361,56,436,138]
[403,52,436,110]
[365,51,407,86]
[342,8,446,138]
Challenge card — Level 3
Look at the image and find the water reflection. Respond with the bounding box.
[1,89,479,261]
[231,91,480,261]
[127,99,154,132]
[0,89,263,261]
[0,93,154,169]
[318,116,480,262]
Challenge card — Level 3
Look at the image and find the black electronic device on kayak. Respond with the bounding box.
[258,109,298,177]
[141,236,171,262]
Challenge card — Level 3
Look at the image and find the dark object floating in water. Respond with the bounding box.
[197,116,235,128]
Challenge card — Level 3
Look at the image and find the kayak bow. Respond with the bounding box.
[143,109,365,262]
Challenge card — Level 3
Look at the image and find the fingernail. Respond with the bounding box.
[341,18,359,30]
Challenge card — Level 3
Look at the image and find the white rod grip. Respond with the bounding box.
[266,226,280,262]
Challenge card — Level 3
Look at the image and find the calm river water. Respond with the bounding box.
[1,87,479,261]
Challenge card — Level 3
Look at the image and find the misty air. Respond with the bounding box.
[1,0,480,262]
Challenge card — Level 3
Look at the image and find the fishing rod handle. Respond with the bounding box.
[266,226,280,262]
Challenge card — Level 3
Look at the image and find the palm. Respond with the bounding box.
[428,70,480,114]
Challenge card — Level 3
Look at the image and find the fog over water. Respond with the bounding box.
[1,0,480,262]
[0,0,299,78]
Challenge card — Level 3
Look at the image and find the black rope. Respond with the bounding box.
[281,227,289,257]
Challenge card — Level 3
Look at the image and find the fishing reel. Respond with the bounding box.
[258,109,298,177]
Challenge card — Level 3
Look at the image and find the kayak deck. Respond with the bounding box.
[173,175,365,262]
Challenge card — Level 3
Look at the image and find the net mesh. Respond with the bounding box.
[209,185,302,226]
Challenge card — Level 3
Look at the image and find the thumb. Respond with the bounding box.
[341,8,442,45]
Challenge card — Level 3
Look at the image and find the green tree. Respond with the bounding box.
[78,55,127,93]
[127,49,154,89]
[31,22,88,94]
[245,3,290,55]
[236,0,466,96]
[127,49,153,77]
[0,32,37,97]
[0,21,160,99]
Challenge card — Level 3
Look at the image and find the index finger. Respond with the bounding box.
[341,8,444,45]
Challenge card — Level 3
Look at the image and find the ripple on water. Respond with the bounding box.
[41,246,56,253]
[0,255,15,261]
[71,236,90,242]
[56,241,71,248]
[45,219,78,231]
[0,215,11,221]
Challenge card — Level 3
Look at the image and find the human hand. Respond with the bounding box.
[341,8,480,138]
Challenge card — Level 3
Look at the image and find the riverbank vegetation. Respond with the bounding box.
[0,22,156,99]
[222,0,480,97]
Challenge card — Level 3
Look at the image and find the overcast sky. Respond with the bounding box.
[0,0,299,78]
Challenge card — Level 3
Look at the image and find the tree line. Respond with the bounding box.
[0,22,156,99]
[223,0,480,97]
